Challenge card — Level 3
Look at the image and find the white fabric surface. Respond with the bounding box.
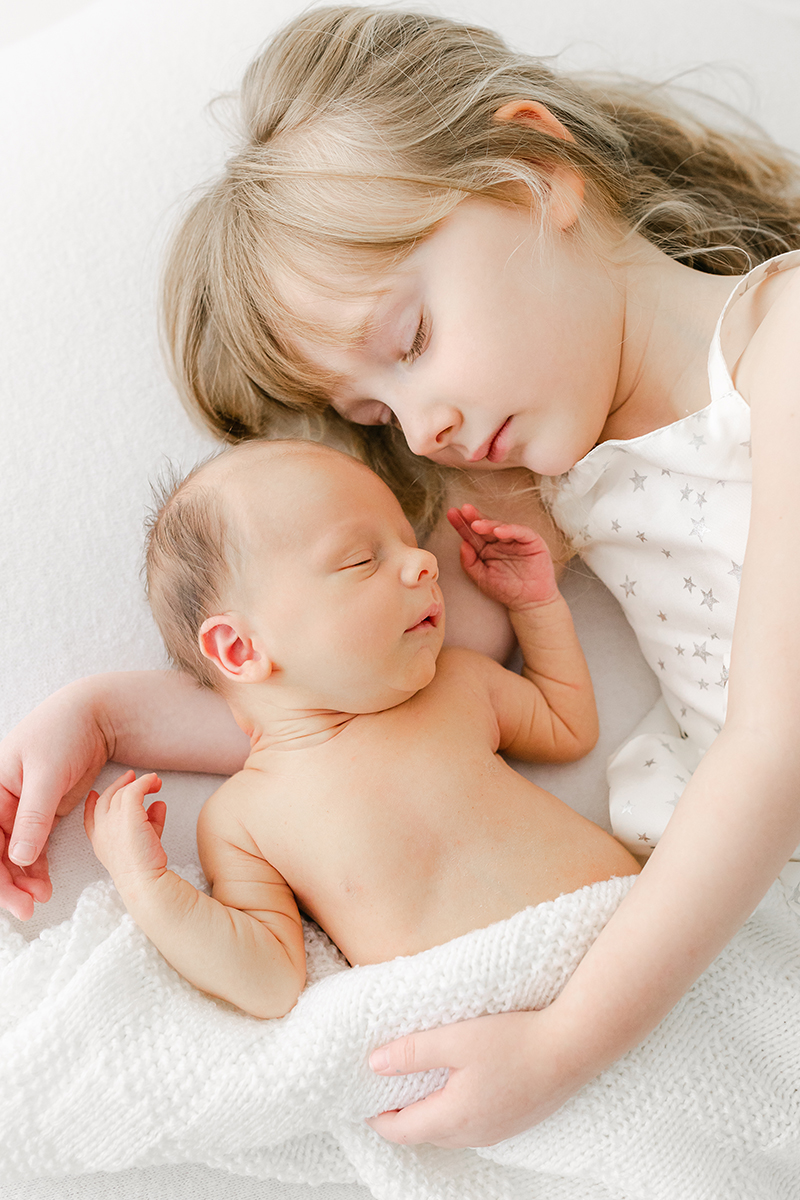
[3,870,800,1200]
[2,1,800,1198]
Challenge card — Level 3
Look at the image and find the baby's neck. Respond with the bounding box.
[225,662,435,756]
[244,705,359,755]
[228,684,397,758]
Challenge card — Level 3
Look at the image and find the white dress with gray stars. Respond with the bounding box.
[541,250,800,858]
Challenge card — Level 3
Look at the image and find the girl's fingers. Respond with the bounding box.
[369,1027,460,1076]
[7,765,65,867]
[366,1086,453,1145]
[83,791,99,839]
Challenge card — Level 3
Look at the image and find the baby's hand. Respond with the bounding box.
[447,504,559,612]
[84,771,167,894]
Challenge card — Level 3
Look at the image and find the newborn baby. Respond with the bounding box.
[85,440,638,1017]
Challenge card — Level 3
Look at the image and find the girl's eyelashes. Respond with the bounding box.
[401,313,430,365]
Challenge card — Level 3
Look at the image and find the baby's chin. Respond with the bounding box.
[347,654,440,714]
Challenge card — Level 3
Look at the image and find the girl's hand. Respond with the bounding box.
[368,1004,587,1148]
[447,504,559,612]
[0,681,114,920]
[84,771,167,892]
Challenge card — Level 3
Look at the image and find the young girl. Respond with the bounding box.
[3,5,800,1150]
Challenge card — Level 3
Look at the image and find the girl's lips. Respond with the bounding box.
[486,416,513,464]
[469,417,513,465]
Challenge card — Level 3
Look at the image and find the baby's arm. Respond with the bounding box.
[427,471,567,663]
[85,770,305,1017]
[448,505,598,762]
[0,670,249,919]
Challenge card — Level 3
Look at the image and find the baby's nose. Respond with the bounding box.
[402,547,439,585]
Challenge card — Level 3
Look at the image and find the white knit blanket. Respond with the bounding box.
[1,871,799,1200]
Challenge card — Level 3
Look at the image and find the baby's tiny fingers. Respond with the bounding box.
[472,519,538,544]
[145,799,167,841]
[99,770,137,806]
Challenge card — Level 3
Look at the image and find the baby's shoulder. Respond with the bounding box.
[197,768,264,848]
[432,645,506,695]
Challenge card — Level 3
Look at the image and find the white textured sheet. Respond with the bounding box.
[3,871,800,1200]
[2,1,800,1198]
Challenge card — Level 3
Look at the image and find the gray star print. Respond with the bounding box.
[680,486,693,502]
[700,588,719,611]
[630,471,647,491]
[694,491,707,508]
[620,576,636,597]
[689,517,708,542]
[729,561,742,581]
[693,642,711,663]
[683,577,695,593]
[690,434,706,450]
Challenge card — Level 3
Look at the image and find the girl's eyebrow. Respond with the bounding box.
[346,282,414,348]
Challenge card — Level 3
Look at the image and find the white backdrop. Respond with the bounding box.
[1,1,799,1198]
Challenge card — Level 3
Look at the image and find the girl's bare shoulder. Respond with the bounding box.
[734,262,800,405]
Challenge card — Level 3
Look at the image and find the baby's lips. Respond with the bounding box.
[405,602,443,632]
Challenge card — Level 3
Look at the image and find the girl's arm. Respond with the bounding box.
[0,670,248,919]
[367,274,800,1147]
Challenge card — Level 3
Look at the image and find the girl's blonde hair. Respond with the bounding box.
[162,5,800,528]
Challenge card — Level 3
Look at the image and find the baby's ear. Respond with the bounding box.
[198,614,272,684]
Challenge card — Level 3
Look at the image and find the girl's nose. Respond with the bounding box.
[401,546,439,586]
[398,403,462,458]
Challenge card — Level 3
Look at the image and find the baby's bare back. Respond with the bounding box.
[212,651,639,965]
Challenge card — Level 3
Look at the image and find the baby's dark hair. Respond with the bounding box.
[145,456,233,691]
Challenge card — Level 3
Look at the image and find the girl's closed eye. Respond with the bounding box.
[401,313,430,365]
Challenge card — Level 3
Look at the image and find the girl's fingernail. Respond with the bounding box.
[10,842,37,866]
[370,1048,390,1072]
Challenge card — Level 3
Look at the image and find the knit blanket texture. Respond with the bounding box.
[1,870,799,1200]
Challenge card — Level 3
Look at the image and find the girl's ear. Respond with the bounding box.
[494,99,574,142]
[493,99,585,229]
[198,614,273,684]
